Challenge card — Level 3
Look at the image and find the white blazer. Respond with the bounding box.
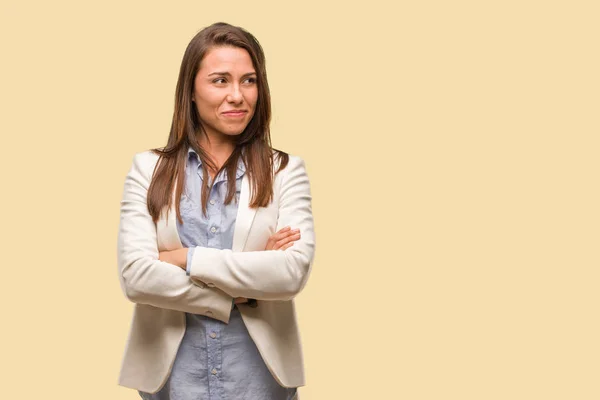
[117,150,316,394]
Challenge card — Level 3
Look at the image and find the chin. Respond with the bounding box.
[223,126,249,136]
[220,130,244,137]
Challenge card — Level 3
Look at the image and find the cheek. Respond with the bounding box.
[247,89,259,109]
[196,92,222,115]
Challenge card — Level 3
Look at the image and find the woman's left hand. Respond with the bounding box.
[159,248,188,270]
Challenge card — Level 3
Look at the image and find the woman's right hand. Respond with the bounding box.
[234,227,301,305]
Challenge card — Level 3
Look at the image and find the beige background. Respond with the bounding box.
[1,0,598,399]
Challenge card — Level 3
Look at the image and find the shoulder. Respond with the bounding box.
[131,150,160,169]
[272,149,306,174]
[271,151,310,193]
[286,153,304,166]
[127,150,161,182]
[132,150,160,168]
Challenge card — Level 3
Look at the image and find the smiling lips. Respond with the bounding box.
[222,110,247,118]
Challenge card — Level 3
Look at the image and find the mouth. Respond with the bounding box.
[222,110,248,118]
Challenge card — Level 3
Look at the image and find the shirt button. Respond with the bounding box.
[210,227,217,233]
[211,368,218,375]
[210,332,217,339]
[209,199,215,205]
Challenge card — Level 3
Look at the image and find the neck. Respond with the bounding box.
[196,131,236,170]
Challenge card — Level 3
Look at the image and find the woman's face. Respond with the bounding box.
[193,46,258,140]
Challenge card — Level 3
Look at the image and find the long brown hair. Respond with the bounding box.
[147,22,289,224]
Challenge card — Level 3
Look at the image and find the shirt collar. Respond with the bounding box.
[187,147,246,179]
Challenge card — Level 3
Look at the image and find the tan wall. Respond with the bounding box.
[1,1,598,398]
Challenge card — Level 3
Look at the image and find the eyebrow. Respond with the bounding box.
[208,71,257,77]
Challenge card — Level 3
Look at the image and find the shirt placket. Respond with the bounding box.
[205,173,224,250]
[200,167,226,400]
[206,318,224,400]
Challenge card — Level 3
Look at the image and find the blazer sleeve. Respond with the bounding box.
[117,152,234,323]
[188,155,316,301]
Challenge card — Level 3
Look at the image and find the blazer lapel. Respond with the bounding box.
[232,173,257,252]
[157,188,184,251]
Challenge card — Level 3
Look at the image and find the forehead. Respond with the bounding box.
[198,46,255,73]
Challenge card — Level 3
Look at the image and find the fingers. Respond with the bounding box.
[274,226,299,240]
[274,232,300,249]
[273,226,292,239]
[279,241,295,251]
[273,229,301,250]
[265,226,301,251]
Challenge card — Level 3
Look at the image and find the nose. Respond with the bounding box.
[227,84,243,104]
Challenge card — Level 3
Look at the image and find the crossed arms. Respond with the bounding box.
[117,151,315,323]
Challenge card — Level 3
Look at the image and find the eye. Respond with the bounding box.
[243,77,257,84]
[212,78,226,84]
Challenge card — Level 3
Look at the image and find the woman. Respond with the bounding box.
[117,22,315,400]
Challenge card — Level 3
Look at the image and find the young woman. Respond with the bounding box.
[116,22,316,400]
